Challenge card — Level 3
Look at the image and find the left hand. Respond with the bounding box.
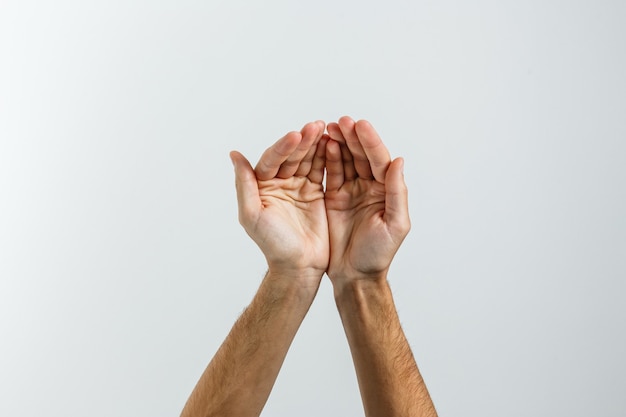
[230,121,329,286]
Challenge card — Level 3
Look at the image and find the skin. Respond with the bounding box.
[180,117,437,417]
[180,121,328,417]
[326,117,437,417]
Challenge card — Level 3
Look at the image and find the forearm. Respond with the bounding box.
[181,271,319,417]
[334,276,437,417]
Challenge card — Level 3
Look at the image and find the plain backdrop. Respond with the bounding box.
[1,1,625,416]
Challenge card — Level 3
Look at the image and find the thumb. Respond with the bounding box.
[383,157,411,237]
[230,151,261,227]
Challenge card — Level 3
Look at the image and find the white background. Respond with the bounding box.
[1,1,625,416]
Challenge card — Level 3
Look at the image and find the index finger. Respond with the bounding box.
[354,119,391,183]
[254,131,302,181]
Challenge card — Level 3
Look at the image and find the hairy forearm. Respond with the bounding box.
[181,272,319,417]
[334,277,437,417]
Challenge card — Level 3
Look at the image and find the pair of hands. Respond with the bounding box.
[230,116,410,289]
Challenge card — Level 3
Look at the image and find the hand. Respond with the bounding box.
[230,121,329,286]
[325,116,410,285]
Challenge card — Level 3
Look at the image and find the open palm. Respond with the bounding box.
[325,117,410,282]
[230,121,329,280]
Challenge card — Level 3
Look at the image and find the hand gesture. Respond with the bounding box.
[324,117,410,284]
[230,121,329,285]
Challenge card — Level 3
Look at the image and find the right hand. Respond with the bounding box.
[324,117,411,286]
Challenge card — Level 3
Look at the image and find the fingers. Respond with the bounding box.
[308,135,328,184]
[326,122,346,145]
[277,120,325,179]
[294,121,326,177]
[383,157,411,237]
[248,117,393,191]
[255,121,325,180]
[326,122,357,181]
[325,139,344,192]
[335,117,374,180]
[230,151,261,227]
[353,119,392,183]
[255,131,301,181]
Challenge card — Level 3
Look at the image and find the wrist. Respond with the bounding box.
[329,267,388,290]
[332,275,395,321]
[330,270,390,301]
[264,267,323,297]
